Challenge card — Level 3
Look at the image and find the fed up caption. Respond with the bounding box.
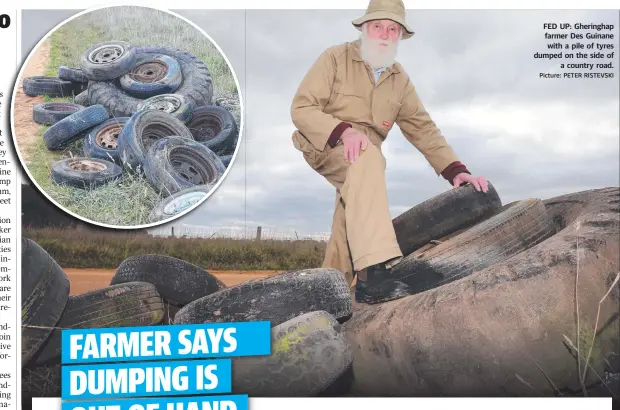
[535,22,616,79]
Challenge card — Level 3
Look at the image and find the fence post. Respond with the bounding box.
[256,226,262,241]
[171,226,174,237]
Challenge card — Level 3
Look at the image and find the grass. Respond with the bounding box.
[26,124,162,226]
[22,6,240,226]
[559,222,619,397]
[23,227,326,271]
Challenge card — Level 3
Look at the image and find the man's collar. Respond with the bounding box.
[350,39,401,74]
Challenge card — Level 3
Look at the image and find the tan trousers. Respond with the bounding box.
[294,132,403,285]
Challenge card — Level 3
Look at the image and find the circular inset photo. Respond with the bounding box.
[11,5,243,228]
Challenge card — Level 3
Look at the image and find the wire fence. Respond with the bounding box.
[148,224,331,242]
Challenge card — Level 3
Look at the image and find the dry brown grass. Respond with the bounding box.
[23,227,326,270]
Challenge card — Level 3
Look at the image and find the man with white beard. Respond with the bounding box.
[290,0,488,304]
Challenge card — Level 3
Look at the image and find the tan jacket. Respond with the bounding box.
[291,40,460,176]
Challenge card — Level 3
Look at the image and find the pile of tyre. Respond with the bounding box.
[21,238,354,405]
[23,40,239,222]
[27,181,613,404]
[344,184,620,397]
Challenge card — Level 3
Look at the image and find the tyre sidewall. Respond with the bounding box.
[51,158,122,189]
[144,137,224,196]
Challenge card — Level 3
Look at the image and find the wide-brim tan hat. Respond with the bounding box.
[352,0,414,39]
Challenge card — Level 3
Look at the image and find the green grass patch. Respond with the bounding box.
[22,6,240,227]
[25,129,161,226]
[24,227,326,271]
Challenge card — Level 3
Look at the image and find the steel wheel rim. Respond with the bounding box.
[144,96,182,113]
[169,147,216,185]
[68,160,108,172]
[95,123,123,149]
[88,44,124,64]
[130,61,168,83]
[163,192,207,215]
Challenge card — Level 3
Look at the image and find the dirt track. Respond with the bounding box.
[14,38,50,163]
[65,268,279,295]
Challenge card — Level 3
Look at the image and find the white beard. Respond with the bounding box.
[359,29,399,69]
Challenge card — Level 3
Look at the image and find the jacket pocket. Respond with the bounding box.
[373,99,402,133]
[292,130,317,164]
[330,86,369,123]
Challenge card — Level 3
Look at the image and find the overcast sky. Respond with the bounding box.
[22,9,619,238]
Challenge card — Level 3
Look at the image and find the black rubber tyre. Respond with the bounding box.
[390,198,556,296]
[219,154,233,167]
[393,182,503,256]
[29,282,164,366]
[231,311,353,397]
[74,90,90,106]
[71,82,88,95]
[120,54,182,98]
[88,46,213,117]
[42,104,109,150]
[58,65,89,83]
[186,106,238,154]
[343,188,619,397]
[22,76,74,97]
[148,184,215,223]
[143,136,225,197]
[174,268,352,327]
[21,238,70,365]
[50,157,122,189]
[32,102,84,125]
[137,93,194,123]
[22,364,61,403]
[80,40,136,81]
[83,117,130,164]
[110,254,226,308]
[117,110,194,172]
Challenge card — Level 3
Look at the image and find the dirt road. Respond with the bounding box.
[65,268,279,295]
[13,39,50,164]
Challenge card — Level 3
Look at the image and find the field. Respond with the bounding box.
[14,6,240,227]
[23,227,326,271]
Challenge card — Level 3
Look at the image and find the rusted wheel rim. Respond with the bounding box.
[68,160,108,172]
[129,61,168,83]
[88,44,124,64]
[143,96,181,113]
[96,123,122,149]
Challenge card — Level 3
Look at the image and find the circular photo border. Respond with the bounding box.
[11,4,244,230]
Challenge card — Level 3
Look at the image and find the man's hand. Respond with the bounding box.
[453,173,489,193]
[341,127,369,163]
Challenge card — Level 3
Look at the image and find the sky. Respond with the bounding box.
[21,8,620,239]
